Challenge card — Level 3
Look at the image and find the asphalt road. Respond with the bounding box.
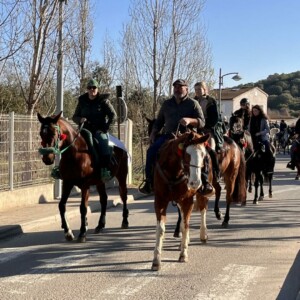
[0,154,299,300]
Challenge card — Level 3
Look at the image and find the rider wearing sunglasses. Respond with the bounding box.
[72,78,117,180]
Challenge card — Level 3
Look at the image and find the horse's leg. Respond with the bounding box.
[77,187,90,243]
[173,205,181,238]
[118,179,129,229]
[222,203,231,228]
[213,181,222,220]
[268,173,273,198]
[196,194,208,242]
[95,182,107,233]
[152,200,168,271]
[246,163,252,193]
[178,199,194,263]
[253,172,259,204]
[258,173,264,201]
[59,181,75,241]
[116,157,129,229]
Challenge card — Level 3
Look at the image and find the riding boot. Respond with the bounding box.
[100,154,112,180]
[198,156,214,196]
[139,179,153,194]
[207,147,220,182]
[287,161,295,170]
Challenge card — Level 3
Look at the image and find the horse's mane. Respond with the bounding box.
[158,132,198,167]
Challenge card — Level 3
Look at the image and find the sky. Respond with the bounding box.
[92,0,300,88]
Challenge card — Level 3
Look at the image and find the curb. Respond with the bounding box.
[0,194,135,241]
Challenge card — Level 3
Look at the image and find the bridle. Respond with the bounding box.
[155,138,202,191]
[38,122,84,156]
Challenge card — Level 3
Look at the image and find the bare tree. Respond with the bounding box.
[64,0,93,94]
[122,0,213,117]
[0,1,30,68]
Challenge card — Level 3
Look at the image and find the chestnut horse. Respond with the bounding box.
[37,112,129,242]
[151,132,212,271]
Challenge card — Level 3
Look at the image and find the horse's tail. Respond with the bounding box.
[232,147,247,204]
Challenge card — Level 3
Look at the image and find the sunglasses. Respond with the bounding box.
[87,86,97,90]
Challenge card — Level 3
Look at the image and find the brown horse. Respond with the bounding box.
[151,132,213,271]
[37,112,129,242]
[229,114,254,192]
[212,136,247,227]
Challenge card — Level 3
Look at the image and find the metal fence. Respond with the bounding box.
[0,112,52,191]
[0,113,133,192]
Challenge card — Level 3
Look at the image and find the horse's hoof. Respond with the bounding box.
[215,212,222,220]
[64,230,75,241]
[269,193,273,198]
[253,200,258,204]
[151,263,161,271]
[200,236,208,243]
[241,201,247,206]
[173,231,181,238]
[77,236,86,243]
[258,196,264,201]
[121,221,129,229]
[295,176,299,180]
[178,255,188,263]
[94,226,104,234]
[221,221,228,228]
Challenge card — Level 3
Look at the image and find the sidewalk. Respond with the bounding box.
[0,186,142,241]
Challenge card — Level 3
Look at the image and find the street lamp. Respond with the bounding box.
[218,68,242,114]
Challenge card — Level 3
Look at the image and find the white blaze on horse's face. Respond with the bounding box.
[186,144,204,190]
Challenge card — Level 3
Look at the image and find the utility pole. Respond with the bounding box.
[54,0,67,199]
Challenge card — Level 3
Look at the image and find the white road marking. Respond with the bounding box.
[194,264,265,300]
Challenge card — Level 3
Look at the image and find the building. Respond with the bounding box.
[212,87,268,120]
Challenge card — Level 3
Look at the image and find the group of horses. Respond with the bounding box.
[37,112,298,272]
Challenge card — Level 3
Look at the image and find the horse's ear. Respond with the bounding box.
[53,111,62,123]
[37,112,44,123]
[192,133,210,145]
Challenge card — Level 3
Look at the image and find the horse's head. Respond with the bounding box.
[229,114,244,134]
[37,111,65,165]
[180,132,210,191]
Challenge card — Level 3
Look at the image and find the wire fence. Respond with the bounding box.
[0,113,140,192]
[0,113,52,191]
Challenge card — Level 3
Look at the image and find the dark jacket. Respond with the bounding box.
[72,93,117,133]
[295,118,300,134]
[195,95,220,129]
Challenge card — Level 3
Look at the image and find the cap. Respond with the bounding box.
[87,78,99,88]
[173,79,188,86]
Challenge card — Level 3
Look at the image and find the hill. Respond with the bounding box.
[235,71,300,118]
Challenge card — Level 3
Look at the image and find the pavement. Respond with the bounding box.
[0,186,142,241]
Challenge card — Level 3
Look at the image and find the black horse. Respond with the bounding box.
[250,140,276,204]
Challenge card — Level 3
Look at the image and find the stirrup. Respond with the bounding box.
[138,180,153,194]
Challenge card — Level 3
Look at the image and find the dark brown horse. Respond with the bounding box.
[229,114,254,192]
[37,112,129,242]
[151,132,212,271]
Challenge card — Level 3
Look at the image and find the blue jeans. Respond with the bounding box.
[145,134,171,180]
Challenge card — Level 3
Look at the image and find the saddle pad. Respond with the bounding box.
[108,134,131,162]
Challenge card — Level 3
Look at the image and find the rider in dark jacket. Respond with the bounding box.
[234,98,251,130]
[72,79,117,179]
[194,81,222,182]
[139,79,211,195]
